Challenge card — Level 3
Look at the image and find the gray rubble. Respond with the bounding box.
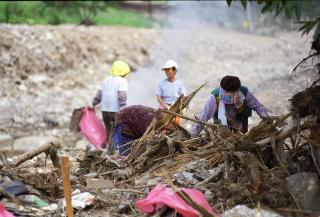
[222,205,284,217]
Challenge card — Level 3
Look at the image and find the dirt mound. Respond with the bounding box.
[0,24,159,141]
[0,24,157,77]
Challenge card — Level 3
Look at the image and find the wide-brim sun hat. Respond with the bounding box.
[110,60,131,76]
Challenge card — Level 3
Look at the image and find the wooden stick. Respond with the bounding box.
[162,110,217,128]
[112,188,148,195]
[173,185,217,217]
[195,164,223,187]
[133,184,157,189]
[11,142,61,167]
[255,121,316,145]
[61,156,73,217]
[277,207,320,215]
[104,154,121,168]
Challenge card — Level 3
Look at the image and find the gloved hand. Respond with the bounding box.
[182,108,187,114]
[260,116,272,124]
[190,134,198,139]
[213,119,221,124]
[88,103,95,110]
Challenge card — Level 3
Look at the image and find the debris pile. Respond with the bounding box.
[78,82,320,216]
[1,82,320,216]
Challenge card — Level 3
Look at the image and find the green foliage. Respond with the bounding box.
[257,0,303,19]
[42,1,110,25]
[226,0,320,52]
[240,0,248,10]
[0,1,155,28]
[1,1,21,22]
[299,17,320,36]
[227,0,304,20]
[96,7,153,27]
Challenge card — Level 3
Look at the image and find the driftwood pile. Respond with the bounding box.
[78,82,320,216]
[1,82,320,216]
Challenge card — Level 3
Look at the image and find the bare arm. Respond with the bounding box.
[118,91,127,110]
[156,95,170,109]
[92,89,102,106]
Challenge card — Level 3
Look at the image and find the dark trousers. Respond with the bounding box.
[102,111,116,153]
[228,118,248,133]
[112,124,134,156]
[242,118,248,133]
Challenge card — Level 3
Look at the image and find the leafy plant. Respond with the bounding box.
[227,0,320,74]
[0,1,22,23]
[42,1,110,25]
[227,1,319,47]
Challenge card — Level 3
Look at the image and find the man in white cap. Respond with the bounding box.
[156,60,187,110]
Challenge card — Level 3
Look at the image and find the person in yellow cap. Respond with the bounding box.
[92,60,130,152]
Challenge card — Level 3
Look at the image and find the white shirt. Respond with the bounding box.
[101,76,128,112]
[156,79,187,105]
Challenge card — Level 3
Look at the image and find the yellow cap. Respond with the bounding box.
[110,60,131,76]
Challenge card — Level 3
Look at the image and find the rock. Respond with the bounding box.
[204,189,214,201]
[43,116,59,127]
[135,174,151,186]
[50,129,59,137]
[26,117,37,125]
[83,173,98,178]
[172,171,198,185]
[0,134,14,150]
[13,115,24,123]
[28,74,48,83]
[76,140,89,150]
[147,177,163,186]
[286,172,320,211]
[13,136,59,151]
[184,159,209,172]
[86,178,114,190]
[222,205,284,217]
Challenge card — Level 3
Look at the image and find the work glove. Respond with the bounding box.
[190,134,198,139]
[213,119,221,124]
[260,116,273,125]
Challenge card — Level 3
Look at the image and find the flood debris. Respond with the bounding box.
[0,82,319,217]
[222,205,284,217]
[65,190,95,210]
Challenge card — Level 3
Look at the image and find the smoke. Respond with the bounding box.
[126,1,255,108]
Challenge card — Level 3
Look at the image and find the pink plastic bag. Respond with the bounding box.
[0,203,15,217]
[79,107,107,149]
[136,184,216,217]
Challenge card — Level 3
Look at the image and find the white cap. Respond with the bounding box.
[162,60,178,70]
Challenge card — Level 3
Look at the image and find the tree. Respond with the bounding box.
[1,1,22,23]
[74,1,109,26]
[227,0,320,73]
[42,1,113,25]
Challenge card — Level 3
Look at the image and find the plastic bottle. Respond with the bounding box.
[17,195,49,208]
